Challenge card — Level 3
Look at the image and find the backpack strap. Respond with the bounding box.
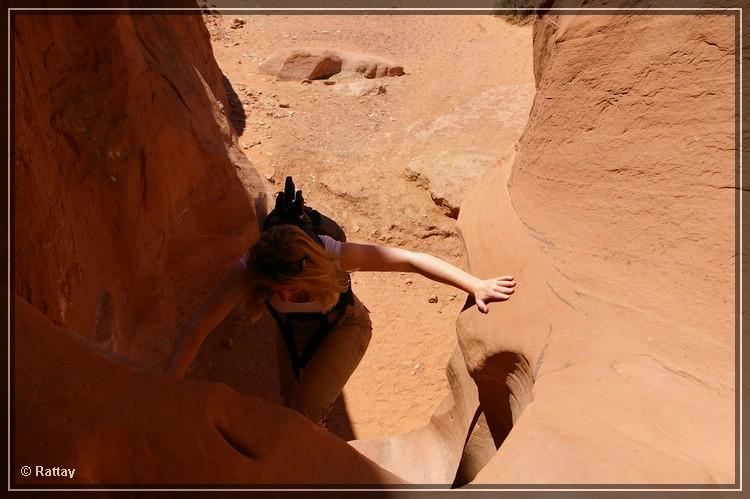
[295,284,354,370]
[266,301,303,380]
[261,176,355,380]
[268,282,355,381]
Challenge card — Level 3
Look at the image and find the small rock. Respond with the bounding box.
[448,294,457,301]
[323,80,336,86]
[279,103,290,108]
[230,18,245,29]
[222,338,234,350]
[405,278,413,286]
[301,79,312,84]
[428,295,438,304]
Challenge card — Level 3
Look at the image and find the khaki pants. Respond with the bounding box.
[275,294,372,423]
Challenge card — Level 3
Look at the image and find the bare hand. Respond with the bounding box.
[472,276,516,313]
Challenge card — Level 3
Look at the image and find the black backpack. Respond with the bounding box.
[262,177,354,380]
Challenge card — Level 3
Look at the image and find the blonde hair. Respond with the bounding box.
[243,225,349,322]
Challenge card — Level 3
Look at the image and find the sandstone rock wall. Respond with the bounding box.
[12,11,404,485]
[351,11,736,486]
[13,12,262,363]
[457,13,736,484]
[12,8,738,487]
[14,294,402,485]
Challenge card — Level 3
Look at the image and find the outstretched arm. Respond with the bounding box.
[340,242,515,313]
[164,261,250,379]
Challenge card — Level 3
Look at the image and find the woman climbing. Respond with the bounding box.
[164,178,516,425]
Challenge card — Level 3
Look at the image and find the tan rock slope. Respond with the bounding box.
[352,12,736,485]
[469,12,735,484]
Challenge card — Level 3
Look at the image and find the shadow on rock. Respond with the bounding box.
[223,72,246,136]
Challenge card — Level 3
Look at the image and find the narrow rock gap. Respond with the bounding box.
[200,13,538,482]
[452,351,534,487]
[452,407,496,487]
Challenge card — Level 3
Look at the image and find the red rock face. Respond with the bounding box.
[12,12,402,486]
[14,294,403,485]
[13,13,262,363]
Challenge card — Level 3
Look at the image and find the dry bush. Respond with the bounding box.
[494,0,540,25]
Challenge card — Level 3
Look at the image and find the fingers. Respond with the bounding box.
[475,275,517,312]
[476,298,488,314]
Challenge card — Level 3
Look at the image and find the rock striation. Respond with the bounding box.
[460,12,736,484]
[352,12,736,486]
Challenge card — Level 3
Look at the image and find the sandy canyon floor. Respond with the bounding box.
[190,12,535,440]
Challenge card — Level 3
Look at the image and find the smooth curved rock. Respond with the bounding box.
[349,11,735,486]
[459,13,735,484]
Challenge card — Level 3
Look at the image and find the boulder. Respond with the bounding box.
[258,47,405,80]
